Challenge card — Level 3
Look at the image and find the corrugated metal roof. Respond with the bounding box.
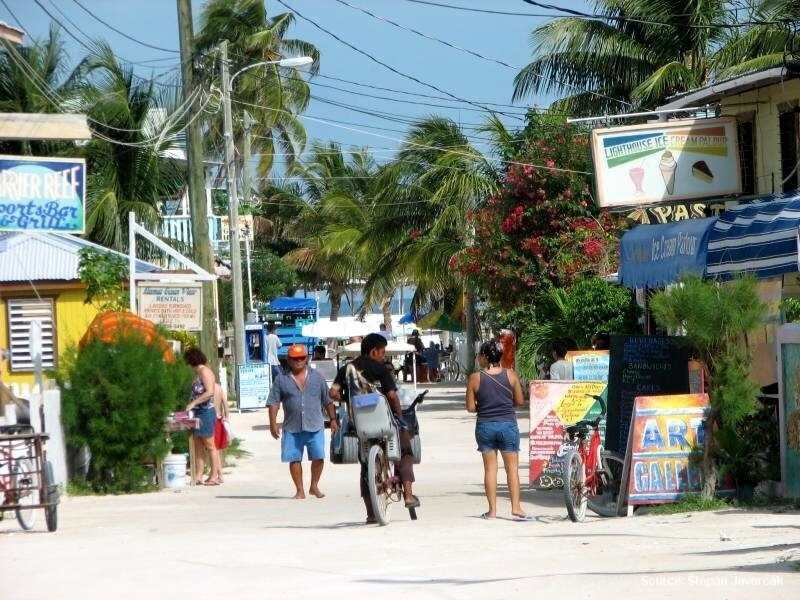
[0,231,160,283]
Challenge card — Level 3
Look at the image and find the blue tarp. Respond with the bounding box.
[268,296,317,311]
[706,190,800,280]
[619,217,717,288]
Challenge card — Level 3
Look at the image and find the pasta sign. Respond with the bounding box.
[137,283,203,331]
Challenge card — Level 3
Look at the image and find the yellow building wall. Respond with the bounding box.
[0,286,100,390]
[719,78,800,195]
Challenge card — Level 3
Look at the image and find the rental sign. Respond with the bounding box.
[0,155,86,233]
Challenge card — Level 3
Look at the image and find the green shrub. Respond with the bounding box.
[58,332,193,493]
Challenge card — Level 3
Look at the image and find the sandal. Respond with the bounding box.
[204,480,221,486]
[404,495,421,509]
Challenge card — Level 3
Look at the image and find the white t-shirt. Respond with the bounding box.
[549,358,573,380]
[266,333,282,366]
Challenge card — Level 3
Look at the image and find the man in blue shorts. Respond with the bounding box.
[268,344,338,499]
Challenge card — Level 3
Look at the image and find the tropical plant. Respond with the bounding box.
[194,0,319,177]
[283,142,381,320]
[368,116,498,327]
[57,329,193,493]
[77,247,129,311]
[75,42,186,254]
[510,277,640,379]
[457,112,622,310]
[648,274,765,499]
[0,26,83,157]
[512,0,788,116]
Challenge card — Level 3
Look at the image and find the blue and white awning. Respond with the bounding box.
[619,217,717,288]
[706,190,800,280]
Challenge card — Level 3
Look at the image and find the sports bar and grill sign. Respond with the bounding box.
[137,283,202,331]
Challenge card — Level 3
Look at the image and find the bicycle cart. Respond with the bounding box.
[0,424,59,532]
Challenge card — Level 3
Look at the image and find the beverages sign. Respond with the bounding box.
[0,155,85,232]
[591,118,741,208]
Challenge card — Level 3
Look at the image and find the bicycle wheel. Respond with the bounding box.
[367,444,392,526]
[563,449,587,522]
[411,434,422,464]
[13,460,38,531]
[587,451,625,517]
[43,460,58,532]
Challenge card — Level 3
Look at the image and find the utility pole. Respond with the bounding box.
[177,0,218,369]
[220,40,247,386]
[242,110,255,315]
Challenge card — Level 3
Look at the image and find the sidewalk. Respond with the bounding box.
[1,381,798,599]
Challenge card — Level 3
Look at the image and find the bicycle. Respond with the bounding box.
[0,424,58,532]
[439,355,465,383]
[562,394,625,522]
[351,384,428,526]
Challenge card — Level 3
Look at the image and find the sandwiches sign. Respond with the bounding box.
[590,118,741,208]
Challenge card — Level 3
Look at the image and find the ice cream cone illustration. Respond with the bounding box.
[659,150,677,195]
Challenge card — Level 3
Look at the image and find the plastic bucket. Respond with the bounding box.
[163,454,187,488]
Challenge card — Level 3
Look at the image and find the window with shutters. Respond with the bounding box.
[778,106,799,194]
[6,297,56,372]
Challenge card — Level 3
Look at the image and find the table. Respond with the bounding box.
[163,416,200,487]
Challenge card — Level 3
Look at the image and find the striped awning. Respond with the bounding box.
[706,190,800,280]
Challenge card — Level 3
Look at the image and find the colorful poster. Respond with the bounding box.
[568,350,610,382]
[625,393,709,504]
[590,118,741,208]
[528,380,606,489]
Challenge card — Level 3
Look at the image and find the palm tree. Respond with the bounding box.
[711,0,800,79]
[282,142,381,321]
[76,43,186,253]
[194,0,319,179]
[512,0,766,115]
[0,26,83,157]
[366,116,499,328]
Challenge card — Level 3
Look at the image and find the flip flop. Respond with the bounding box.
[204,480,221,486]
[480,512,496,520]
[512,514,533,521]
[404,495,421,509]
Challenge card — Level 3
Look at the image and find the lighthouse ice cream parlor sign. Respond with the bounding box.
[590,118,741,209]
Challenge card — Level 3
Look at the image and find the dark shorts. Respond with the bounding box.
[193,404,216,438]
[475,420,520,453]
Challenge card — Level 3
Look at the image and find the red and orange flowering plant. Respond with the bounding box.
[455,113,624,309]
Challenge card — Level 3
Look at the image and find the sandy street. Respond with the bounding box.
[1,383,797,599]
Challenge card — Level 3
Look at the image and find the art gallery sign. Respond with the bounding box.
[0,155,86,233]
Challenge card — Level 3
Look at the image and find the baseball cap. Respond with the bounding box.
[287,344,308,358]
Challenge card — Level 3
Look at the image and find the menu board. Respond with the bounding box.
[237,363,271,409]
[606,335,690,453]
[528,380,607,489]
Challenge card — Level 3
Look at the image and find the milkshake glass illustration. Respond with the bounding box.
[628,166,645,194]
[659,150,677,195]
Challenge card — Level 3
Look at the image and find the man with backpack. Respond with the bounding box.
[329,333,419,523]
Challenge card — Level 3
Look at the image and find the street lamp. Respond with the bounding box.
[220,39,313,387]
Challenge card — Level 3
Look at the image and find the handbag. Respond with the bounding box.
[214,417,229,450]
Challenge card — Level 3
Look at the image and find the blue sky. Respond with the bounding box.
[1,1,590,164]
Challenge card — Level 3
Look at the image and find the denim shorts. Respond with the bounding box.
[193,404,216,438]
[281,429,325,462]
[475,421,520,453]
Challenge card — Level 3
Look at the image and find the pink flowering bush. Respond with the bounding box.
[456,113,622,309]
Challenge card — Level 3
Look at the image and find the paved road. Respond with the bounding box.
[1,383,797,599]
